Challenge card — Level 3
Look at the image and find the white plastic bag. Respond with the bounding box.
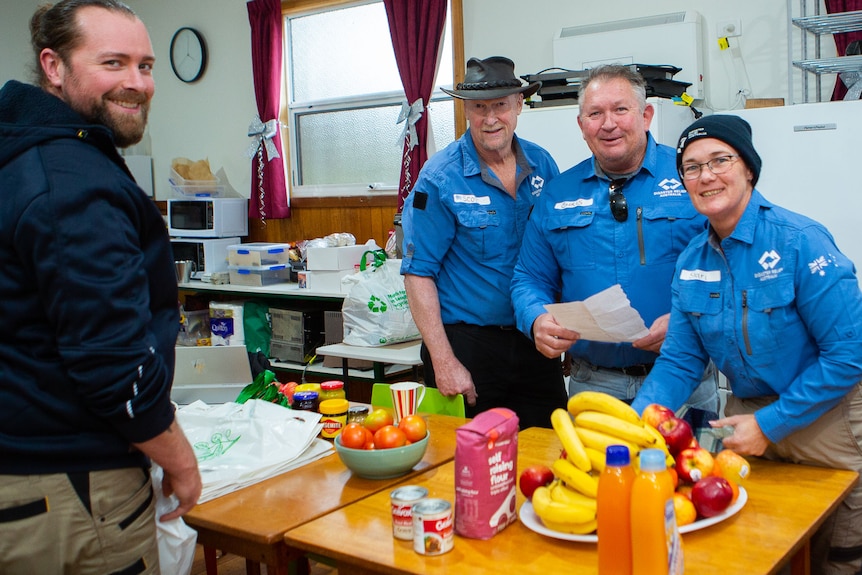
[151,466,197,575]
[175,400,334,503]
[341,251,420,347]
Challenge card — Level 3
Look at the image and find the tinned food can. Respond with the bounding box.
[390,486,428,540]
[412,498,454,555]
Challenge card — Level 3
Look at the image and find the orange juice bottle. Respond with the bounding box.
[631,449,684,575]
[597,445,635,575]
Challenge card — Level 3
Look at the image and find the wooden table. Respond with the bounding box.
[315,341,423,386]
[283,427,859,575]
[183,412,465,575]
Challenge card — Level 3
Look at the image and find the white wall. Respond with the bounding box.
[0,0,838,201]
[1,0,257,201]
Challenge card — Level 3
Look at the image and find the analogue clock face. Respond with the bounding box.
[170,27,207,83]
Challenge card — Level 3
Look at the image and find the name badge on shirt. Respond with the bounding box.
[453,194,491,205]
[680,269,722,282]
[554,198,594,210]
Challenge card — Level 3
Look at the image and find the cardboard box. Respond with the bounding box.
[306,245,369,271]
[298,269,352,293]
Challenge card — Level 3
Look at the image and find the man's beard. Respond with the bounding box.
[84,93,150,149]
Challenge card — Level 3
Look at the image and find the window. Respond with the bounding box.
[284,0,456,198]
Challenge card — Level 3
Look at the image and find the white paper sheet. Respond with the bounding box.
[543,284,650,343]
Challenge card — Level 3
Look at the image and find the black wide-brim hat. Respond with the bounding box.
[442,56,540,100]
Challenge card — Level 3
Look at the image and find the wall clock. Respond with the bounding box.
[170,27,207,83]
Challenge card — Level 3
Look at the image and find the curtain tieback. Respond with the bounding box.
[246,116,281,161]
[396,98,424,151]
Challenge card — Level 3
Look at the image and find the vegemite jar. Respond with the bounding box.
[318,398,349,439]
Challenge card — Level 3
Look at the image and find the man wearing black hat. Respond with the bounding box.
[633,114,862,575]
[400,56,568,428]
[511,64,719,416]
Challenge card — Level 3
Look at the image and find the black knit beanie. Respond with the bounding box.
[676,115,762,186]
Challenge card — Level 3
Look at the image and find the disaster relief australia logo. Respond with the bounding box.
[755,249,783,281]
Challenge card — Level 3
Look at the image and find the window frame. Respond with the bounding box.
[280,0,465,201]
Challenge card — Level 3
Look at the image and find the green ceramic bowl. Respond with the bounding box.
[334,431,429,479]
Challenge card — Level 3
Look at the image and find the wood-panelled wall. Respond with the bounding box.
[246,195,398,247]
[156,195,398,248]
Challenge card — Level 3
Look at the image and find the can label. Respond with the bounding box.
[412,498,454,555]
[390,486,428,540]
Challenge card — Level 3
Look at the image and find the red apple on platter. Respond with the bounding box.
[691,476,734,518]
[657,416,694,457]
[519,465,554,500]
[676,446,715,484]
[642,403,675,429]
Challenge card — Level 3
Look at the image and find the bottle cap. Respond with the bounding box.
[321,380,344,390]
[639,448,667,472]
[605,445,631,466]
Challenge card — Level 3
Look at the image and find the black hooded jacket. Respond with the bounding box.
[0,80,178,474]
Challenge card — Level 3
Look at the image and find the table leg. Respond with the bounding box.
[245,559,261,575]
[790,540,811,575]
[204,546,218,575]
[341,358,350,397]
[373,362,385,383]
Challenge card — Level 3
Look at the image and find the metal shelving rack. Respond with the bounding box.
[788,0,862,103]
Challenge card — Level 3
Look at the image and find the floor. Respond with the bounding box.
[190,545,337,575]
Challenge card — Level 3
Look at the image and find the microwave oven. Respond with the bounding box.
[170,237,240,280]
[167,197,248,238]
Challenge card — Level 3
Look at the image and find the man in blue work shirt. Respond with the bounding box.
[511,64,718,413]
[401,56,567,428]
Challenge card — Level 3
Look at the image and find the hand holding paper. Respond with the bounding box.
[543,284,650,343]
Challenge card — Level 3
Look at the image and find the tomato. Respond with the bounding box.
[340,422,367,449]
[364,408,394,433]
[373,425,407,449]
[397,414,427,443]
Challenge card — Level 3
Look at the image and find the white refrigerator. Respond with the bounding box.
[722,99,862,270]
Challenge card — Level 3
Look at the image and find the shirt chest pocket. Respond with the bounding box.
[641,202,702,265]
[743,280,801,358]
[544,210,597,270]
[455,209,502,260]
[677,284,724,343]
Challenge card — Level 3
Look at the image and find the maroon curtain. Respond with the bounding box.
[383,0,448,212]
[826,0,862,100]
[247,0,289,220]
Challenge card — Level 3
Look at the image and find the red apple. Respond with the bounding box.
[676,446,716,484]
[657,416,694,457]
[691,476,734,518]
[519,465,554,500]
[642,403,675,429]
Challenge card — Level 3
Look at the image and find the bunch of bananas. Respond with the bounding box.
[531,391,672,533]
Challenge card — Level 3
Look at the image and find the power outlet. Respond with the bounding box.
[716,19,742,38]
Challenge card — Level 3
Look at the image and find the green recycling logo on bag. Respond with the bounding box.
[367,295,388,313]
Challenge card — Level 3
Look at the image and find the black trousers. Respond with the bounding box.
[420,323,567,429]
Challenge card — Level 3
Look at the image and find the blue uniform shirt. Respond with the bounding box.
[632,191,862,442]
[511,133,705,367]
[401,130,558,326]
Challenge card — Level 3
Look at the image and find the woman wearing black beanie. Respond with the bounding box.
[633,114,862,575]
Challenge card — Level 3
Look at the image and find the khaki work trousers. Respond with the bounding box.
[726,382,862,575]
[0,467,160,575]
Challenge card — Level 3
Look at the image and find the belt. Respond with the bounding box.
[597,363,654,377]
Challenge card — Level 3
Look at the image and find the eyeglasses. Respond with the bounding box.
[609,179,628,222]
[680,155,740,180]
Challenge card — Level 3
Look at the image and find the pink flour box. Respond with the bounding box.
[454,407,519,539]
